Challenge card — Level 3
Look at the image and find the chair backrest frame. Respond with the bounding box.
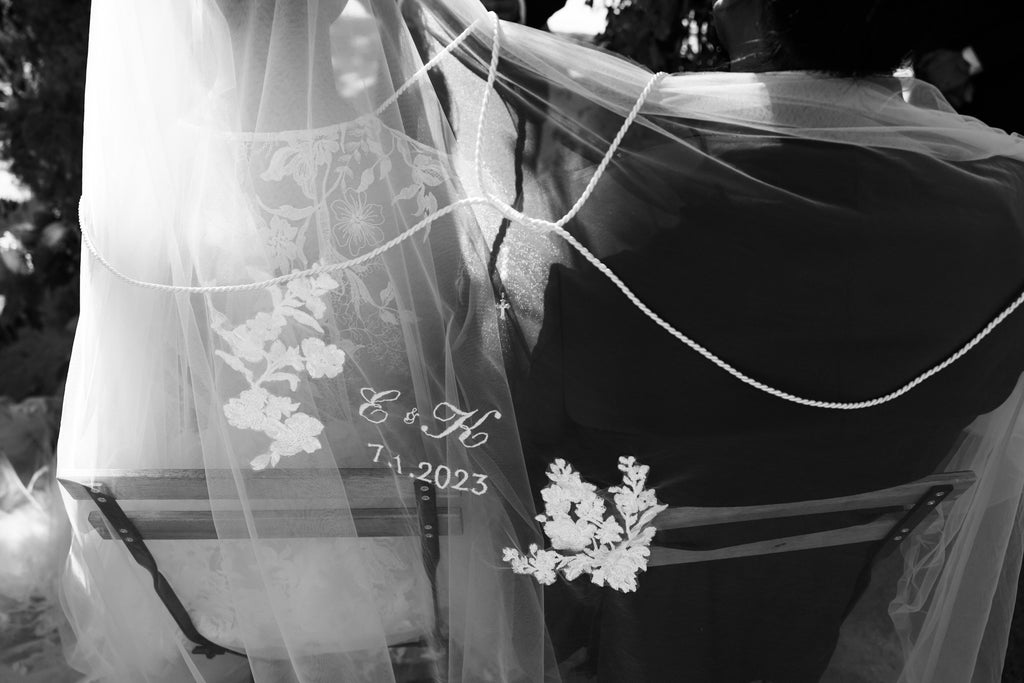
[649,471,974,566]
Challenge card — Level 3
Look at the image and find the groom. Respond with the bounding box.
[480,0,1024,680]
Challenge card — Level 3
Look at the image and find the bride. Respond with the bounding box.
[57,0,1024,681]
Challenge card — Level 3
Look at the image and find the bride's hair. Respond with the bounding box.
[764,0,923,77]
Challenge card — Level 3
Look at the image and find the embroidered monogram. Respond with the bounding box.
[358,388,402,424]
[420,402,501,448]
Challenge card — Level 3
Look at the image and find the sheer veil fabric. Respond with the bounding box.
[61,2,552,681]
[59,1,1024,682]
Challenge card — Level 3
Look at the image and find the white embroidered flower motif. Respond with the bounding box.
[267,413,324,459]
[266,340,304,373]
[216,310,287,364]
[543,516,594,553]
[503,456,668,593]
[301,338,346,379]
[410,153,445,188]
[502,545,560,586]
[260,215,303,273]
[211,272,347,470]
[261,130,341,198]
[311,133,341,168]
[590,545,650,594]
[331,190,385,255]
[224,387,299,432]
[247,311,287,344]
[392,151,446,219]
[286,272,338,320]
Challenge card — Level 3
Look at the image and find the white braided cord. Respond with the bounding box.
[478,196,1024,410]
[79,197,486,294]
[78,12,1024,411]
[372,17,485,118]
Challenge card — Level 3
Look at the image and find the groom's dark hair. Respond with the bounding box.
[764,0,923,77]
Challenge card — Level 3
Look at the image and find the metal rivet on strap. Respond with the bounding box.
[125,537,134,543]
[119,528,129,534]
[893,535,903,541]
[927,500,936,506]
[935,491,946,497]
[421,495,430,501]
[424,524,433,530]
[96,496,107,503]
[425,533,434,539]
[420,486,430,492]
[900,528,910,534]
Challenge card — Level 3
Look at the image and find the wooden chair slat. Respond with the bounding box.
[88,507,462,540]
[66,469,974,569]
[654,471,975,531]
[59,468,452,507]
[648,513,904,566]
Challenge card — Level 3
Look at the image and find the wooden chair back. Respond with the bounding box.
[58,466,458,663]
[60,469,972,565]
[59,467,461,540]
[649,471,975,566]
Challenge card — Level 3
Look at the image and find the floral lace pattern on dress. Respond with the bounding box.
[213,119,451,470]
[503,456,668,593]
[151,537,433,655]
[239,117,446,370]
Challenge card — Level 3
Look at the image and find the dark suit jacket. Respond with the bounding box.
[499,120,1024,681]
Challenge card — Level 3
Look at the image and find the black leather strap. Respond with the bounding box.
[81,478,446,659]
[877,483,956,554]
[80,483,247,660]
[414,479,443,632]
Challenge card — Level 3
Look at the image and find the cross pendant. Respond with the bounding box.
[496,294,512,321]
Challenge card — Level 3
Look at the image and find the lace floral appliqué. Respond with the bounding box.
[235,118,449,373]
[503,456,668,593]
[213,120,452,469]
[211,270,347,471]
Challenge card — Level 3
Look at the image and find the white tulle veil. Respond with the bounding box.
[58,1,1024,682]
[61,2,552,681]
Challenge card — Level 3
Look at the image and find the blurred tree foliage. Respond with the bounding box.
[0,0,87,400]
[0,0,89,222]
[587,0,726,72]
[0,201,77,400]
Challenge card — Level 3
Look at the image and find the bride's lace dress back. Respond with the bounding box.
[60,3,549,681]
[135,117,465,656]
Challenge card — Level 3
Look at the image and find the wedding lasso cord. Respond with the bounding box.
[77,12,1024,411]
